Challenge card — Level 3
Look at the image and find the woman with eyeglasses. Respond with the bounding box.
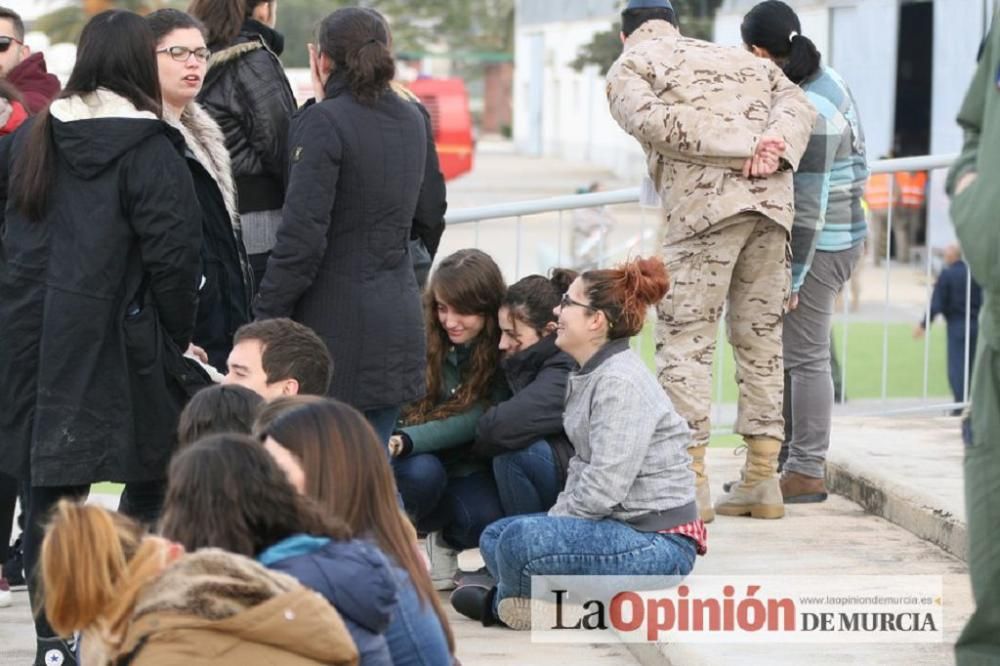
[0,10,203,663]
[147,8,251,374]
[471,269,579,520]
[450,257,705,630]
[187,0,296,291]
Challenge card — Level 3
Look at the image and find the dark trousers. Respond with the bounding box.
[248,251,270,296]
[25,481,166,639]
[492,440,561,516]
[364,406,402,448]
[947,323,978,404]
[392,453,503,550]
[0,472,18,565]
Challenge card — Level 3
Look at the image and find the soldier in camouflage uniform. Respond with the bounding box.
[606,0,815,521]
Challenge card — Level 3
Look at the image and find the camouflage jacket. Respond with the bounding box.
[607,20,816,244]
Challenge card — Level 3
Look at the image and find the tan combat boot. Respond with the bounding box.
[689,444,715,523]
[714,436,784,519]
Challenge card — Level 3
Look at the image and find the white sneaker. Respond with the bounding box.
[424,532,459,591]
[0,577,11,608]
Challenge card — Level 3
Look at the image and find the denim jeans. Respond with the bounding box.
[385,566,451,666]
[479,514,697,610]
[364,406,402,448]
[393,453,503,550]
[493,440,561,516]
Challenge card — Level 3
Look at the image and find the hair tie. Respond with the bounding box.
[789,31,799,43]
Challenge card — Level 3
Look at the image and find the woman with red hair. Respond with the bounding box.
[450,257,705,630]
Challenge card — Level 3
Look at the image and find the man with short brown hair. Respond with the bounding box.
[223,319,333,399]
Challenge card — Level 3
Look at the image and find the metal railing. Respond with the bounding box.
[443,154,973,420]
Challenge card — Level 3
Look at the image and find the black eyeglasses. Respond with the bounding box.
[559,293,614,329]
[157,46,211,63]
[560,293,596,311]
[0,36,23,54]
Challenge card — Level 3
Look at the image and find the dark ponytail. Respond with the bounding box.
[318,8,395,106]
[741,0,821,84]
[504,268,579,337]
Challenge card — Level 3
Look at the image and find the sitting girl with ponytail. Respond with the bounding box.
[41,501,358,665]
[472,269,580,517]
[450,257,705,630]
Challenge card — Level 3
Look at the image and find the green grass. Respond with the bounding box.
[92,482,124,495]
[633,320,950,404]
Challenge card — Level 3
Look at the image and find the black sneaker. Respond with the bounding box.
[450,584,497,627]
[4,536,25,588]
[35,636,78,666]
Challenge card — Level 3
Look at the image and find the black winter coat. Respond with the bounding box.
[198,21,295,214]
[0,97,203,486]
[171,104,252,371]
[255,75,444,411]
[473,335,578,484]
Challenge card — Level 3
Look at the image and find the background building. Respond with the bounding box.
[513,0,997,248]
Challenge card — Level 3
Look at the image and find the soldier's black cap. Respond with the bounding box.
[625,0,674,10]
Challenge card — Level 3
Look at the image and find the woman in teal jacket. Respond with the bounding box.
[389,249,508,591]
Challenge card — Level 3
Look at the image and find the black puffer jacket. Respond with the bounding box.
[254,75,440,412]
[0,91,203,486]
[473,334,578,485]
[197,21,295,214]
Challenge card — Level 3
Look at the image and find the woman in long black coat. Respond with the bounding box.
[0,11,202,663]
[254,7,446,445]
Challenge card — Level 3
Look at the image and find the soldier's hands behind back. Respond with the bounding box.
[743,136,785,178]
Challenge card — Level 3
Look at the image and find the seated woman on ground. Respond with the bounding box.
[176,383,263,447]
[159,434,399,666]
[260,398,456,666]
[388,248,509,591]
[472,269,579,518]
[41,501,358,665]
[450,257,705,630]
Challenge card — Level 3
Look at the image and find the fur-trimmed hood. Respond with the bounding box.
[208,38,265,69]
[108,549,359,666]
[166,103,239,230]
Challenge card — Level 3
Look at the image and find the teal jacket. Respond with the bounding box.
[399,344,509,475]
[948,17,1000,349]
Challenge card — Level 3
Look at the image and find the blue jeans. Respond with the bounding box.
[365,406,402,448]
[392,453,503,550]
[385,566,451,666]
[493,440,561,516]
[479,514,697,610]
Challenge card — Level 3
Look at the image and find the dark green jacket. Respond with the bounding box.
[400,345,509,476]
[948,17,1000,349]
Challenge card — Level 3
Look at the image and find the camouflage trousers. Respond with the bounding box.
[656,212,790,446]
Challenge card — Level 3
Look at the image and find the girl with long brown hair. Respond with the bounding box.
[450,257,705,630]
[159,434,399,666]
[40,500,358,665]
[387,248,509,590]
[261,399,456,665]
